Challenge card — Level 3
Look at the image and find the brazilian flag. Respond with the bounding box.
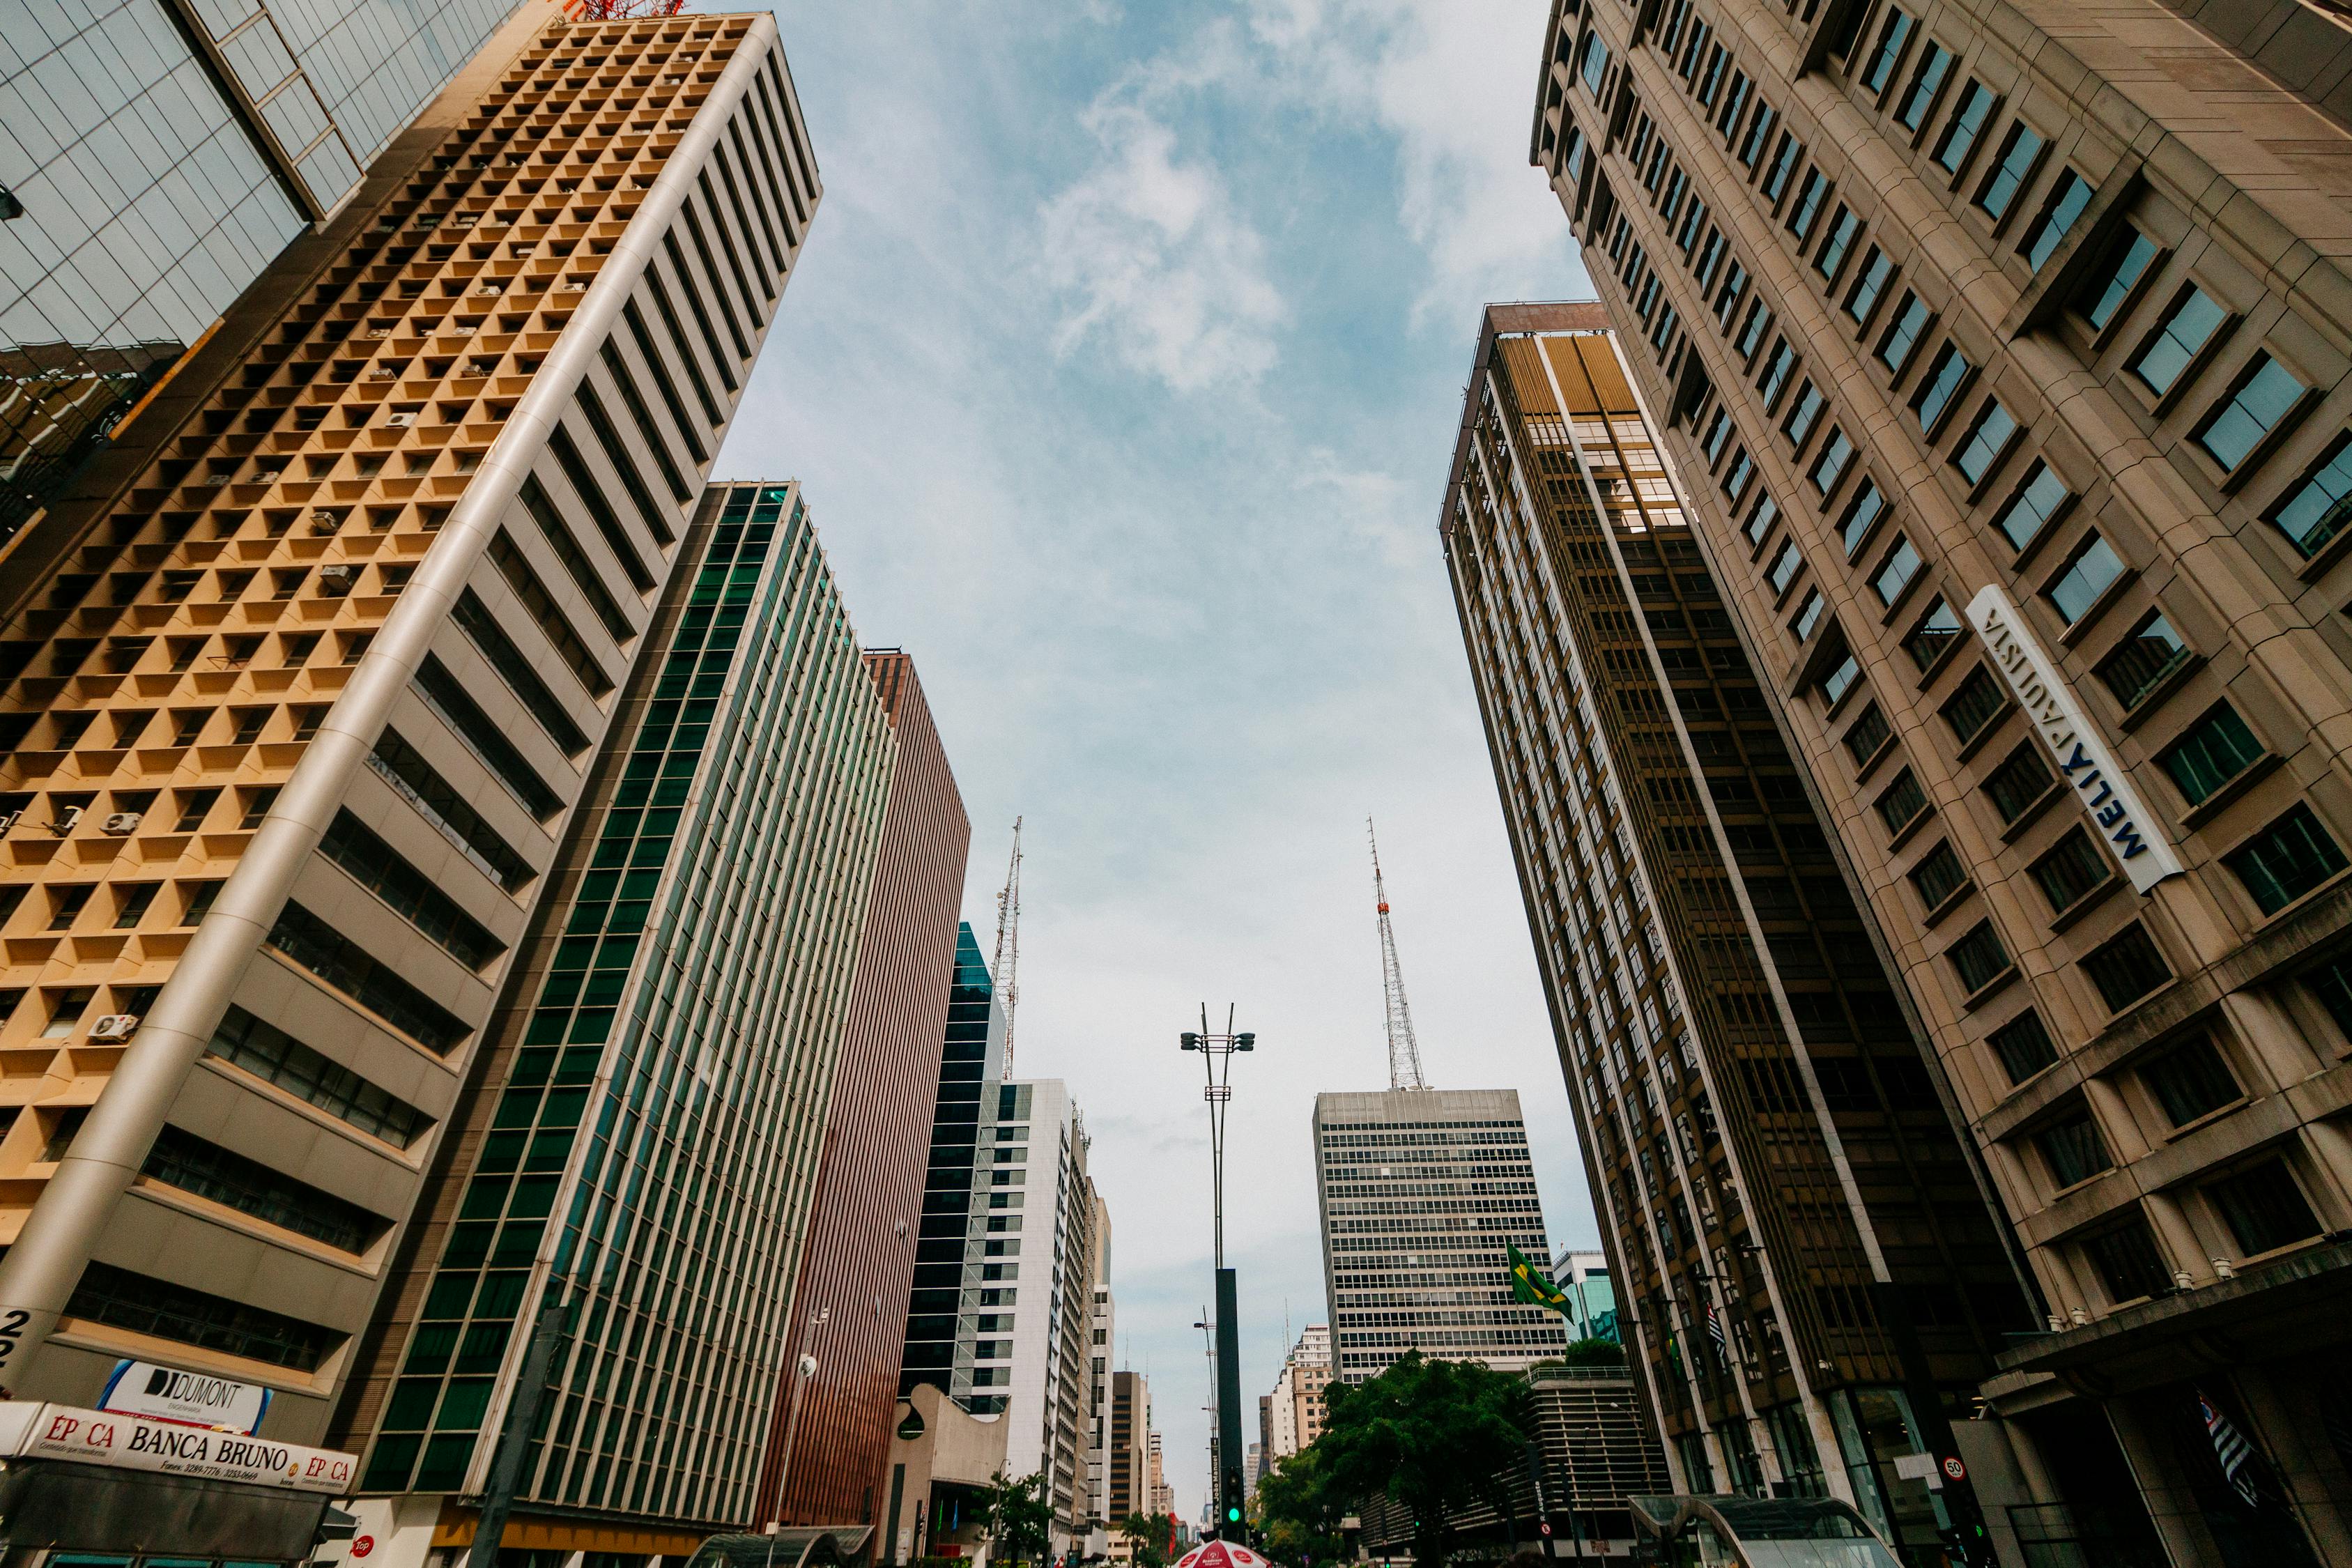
[1507,1241,1574,1318]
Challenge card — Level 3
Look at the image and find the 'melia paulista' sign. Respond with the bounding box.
[1968,585,2184,894]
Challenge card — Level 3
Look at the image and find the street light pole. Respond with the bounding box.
[1180,1008,1254,1541]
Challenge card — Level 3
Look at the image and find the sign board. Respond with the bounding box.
[1944,1456,1967,1482]
[99,1358,271,1433]
[0,1401,355,1493]
[1967,587,2183,893]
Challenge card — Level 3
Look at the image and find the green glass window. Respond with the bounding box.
[1809,426,1855,496]
[1768,540,1804,595]
[2143,1036,2240,1128]
[2266,430,2352,558]
[1745,493,1781,548]
[1857,8,1912,94]
[1838,479,1887,556]
[2130,288,2226,397]
[2195,353,2305,472]
[2225,804,2348,914]
[1946,918,2011,994]
[1871,537,1921,606]
[1933,80,1994,175]
[1952,399,2017,485]
[1988,1009,2058,1084]
[1783,381,1827,448]
[2020,169,2091,272]
[1788,168,1833,241]
[1815,206,1861,279]
[2077,227,2158,332]
[1792,588,1826,641]
[1821,650,1862,706]
[1989,460,2069,551]
[1876,292,1930,374]
[1912,341,1971,434]
[1845,247,1895,324]
[1763,131,1803,203]
[1975,121,2044,219]
[2159,705,2263,806]
[1894,42,1952,133]
[2084,924,2172,1011]
[2029,828,2112,914]
[2043,535,2124,625]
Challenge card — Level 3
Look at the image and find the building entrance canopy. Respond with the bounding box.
[1629,1495,1902,1568]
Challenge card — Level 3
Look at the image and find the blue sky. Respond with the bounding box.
[715,0,1594,1521]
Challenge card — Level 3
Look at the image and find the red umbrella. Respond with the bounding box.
[1173,1542,1279,1568]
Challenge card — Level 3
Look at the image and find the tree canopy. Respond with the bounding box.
[1119,1511,1175,1568]
[1309,1351,1534,1566]
[979,1470,1054,1567]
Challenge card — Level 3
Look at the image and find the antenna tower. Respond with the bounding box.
[1369,819,1429,1091]
[992,817,1023,1074]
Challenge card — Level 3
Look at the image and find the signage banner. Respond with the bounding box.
[0,1400,355,1493]
[1967,586,2184,893]
[98,1358,271,1433]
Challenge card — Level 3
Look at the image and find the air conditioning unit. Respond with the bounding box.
[203,474,231,486]
[50,806,82,836]
[320,564,355,582]
[385,412,417,428]
[102,812,141,835]
[89,1015,139,1042]
[564,279,588,293]
[0,810,18,836]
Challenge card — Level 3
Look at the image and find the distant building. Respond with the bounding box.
[1086,1198,1114,1535]
[1313,1089,1569,1382]
[1109,1369,1151,1521]
[1263,1322,1332,1468]
[1550,1248,1616,1343]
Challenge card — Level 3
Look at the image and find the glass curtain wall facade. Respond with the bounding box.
[1311,1087,1571,1383]
[0,3,813,1461]
[338,481,896,1540]
[900,923,1004,1405]
[756,650,972,1531]
[1,0,525,542]
[1440,310,2027,1562]
[1532,0,2352,1560]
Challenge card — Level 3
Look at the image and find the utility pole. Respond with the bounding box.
[466,1293,567,1568]
[1180,1008,1253,1539]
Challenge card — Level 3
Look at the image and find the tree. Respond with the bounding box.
[1252,1445,1346,1567]
[1316,1351,1533,1568]
[978,1470,1054,1568]
[1120,1511,1174,1568]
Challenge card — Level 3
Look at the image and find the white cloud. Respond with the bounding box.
[1040,96,1287,392]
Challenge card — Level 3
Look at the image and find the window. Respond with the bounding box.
[2206,1160,2322,1256]
[1783,381,1827,447]
[2044,535,2126,626]
[2030,828,2112,914]
[318,812,505,970]
[1838,479,1887,555]
[2020,170,2091,272]
[1792,588,1827,640]
[2084,1217,2175,1304]
[2160,704,2264,806]
[1988,1009,2059,1084]
[1723,448,1755,502]
[1871,537,1922,605]
[2035,1107,2112,1189]
[1845,247,1894,324]
[1821,650,1862,705]
[1876,292,1930,375]
[1991,460,2071,551]
[1876,768,1931,836]
[1947,918,2011,994]
[1580,31,1610,95]
[1758,340,1798,408]
[2095,612,2192,710]
[142,1125,388,1254]
[2194,353,2306,472]
[113,883,160,930]
[1735,300,1773,360]
[1716,262,1751,328]
[1762,132,1802,203]
[1893,42,1952,134]
[1738,105,1776,169]
[1904,597,1962,671]
[2266,430,2352,558]
[2077,227,2160,333]
[1809,426,1855,496]
[1767,541,1804,595]
[1974,122,2043,220]
[45,886,93,932]
[180,881,224,925]
[1933,81,1994,176]
[65,1261,340,1373]
[1857,8,1912,95]
[2130,288,2227,397]
[1952,399,2018,486]
[1910,841,1969,909]
[451,588,590,756]
[1844,702,1891,765]
[1912,342,1973,434]
[238,785,279,831]
[2305,951,2352,1040]
[2084,924,2172,1011]
[266,901,472,1053]
[1702,409,1733,464]
[1788,169,1832,242]
[2144,1036,2240,1128]
[1942,665,2006,744]
[1744,494,1781,547]
[413,655,562,819]
[2226,804,2348,914]
[1815,206,1861,280]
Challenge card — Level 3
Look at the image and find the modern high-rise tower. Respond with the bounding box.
[1532,1,2352,1561]
[1440,309,2029,1561]
[0,10,819,1553]
[1311,1087,1571,1384]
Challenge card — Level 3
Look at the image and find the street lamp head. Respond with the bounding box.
[1181,1033,1200,1050]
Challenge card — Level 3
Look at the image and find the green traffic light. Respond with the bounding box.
[1227,1507,1241,1523]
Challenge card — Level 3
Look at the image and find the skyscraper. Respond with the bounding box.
[2,0,531,546]
[1440,309,2027,1558]
[336,478,897,1545]
[1110,1367,1150,1524]
[757,650,972,1530]
[900,924,1004,1402]
[0,9,817,1546]
[1532,0,2352,1558]
[1312,1087,1571,1384]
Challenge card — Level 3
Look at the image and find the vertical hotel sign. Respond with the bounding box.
[1968,586,2183,893]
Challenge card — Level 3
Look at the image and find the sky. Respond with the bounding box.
[712,0,1596,1523]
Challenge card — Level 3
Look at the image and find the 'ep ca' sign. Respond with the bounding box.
[1968,585,2185,895]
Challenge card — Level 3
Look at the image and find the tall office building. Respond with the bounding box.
[2,0,527,546]
[335,479,896,1552]
[1532,1,2352,1561]
[1109,1368,1151,1523]
[756,650,972,1531]
[1312,1088,1571,1383]
[1085,1192,1115,1537]
[1146,1427,1171,1520]
[1263,1321,1330,1468]
[899,924,1004,1402]
[1440,310,2028,1559]
[0,10,818,1551]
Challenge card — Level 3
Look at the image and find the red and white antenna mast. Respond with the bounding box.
[992,817,1023,1075]
[1369,819,1428,1091]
